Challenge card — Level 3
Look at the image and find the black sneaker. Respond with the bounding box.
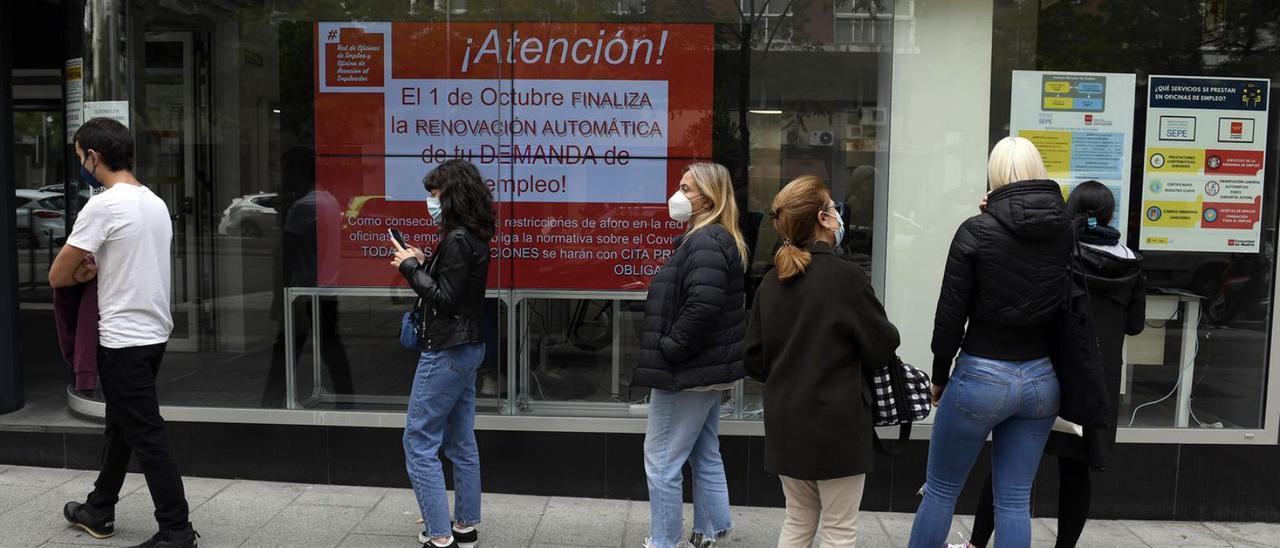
[416,534,459,548]
[689,532,719,547]
[453,525,478,548]
[63,501,115,539]
[128,524,200,548]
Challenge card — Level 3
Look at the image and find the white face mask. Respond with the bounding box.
[426,196,443,223]
[668,191,694,223]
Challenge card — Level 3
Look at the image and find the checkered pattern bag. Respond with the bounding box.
[870,358,932,427]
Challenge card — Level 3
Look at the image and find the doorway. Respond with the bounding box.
[136,30,214,352]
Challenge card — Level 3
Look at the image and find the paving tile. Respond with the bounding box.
[1071,519,1151,547]
[878,511,970,543]
[240,504,368,548]
[294,484,387,508]
[0,466,82,489]
[340,533,421,548]
[480,492,549,521]
[0,483,58,516]
[533,497,628,547]
[1204,522,1280,547]
[354,490,423,537]
[189,480,305,528]
[1126,520,1231,546]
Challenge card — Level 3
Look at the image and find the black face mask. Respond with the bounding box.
[79,154,103,189]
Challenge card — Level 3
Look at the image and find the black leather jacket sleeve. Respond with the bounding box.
[398,231,472,316]
[931,220,980,386]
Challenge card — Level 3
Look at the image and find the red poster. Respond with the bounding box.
[313,22,714,290]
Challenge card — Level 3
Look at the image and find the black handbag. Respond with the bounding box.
[1048,242,1112,430]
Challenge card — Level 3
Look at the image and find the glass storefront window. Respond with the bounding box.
[37,0,1280,445]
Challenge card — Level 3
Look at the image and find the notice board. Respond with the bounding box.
[1140,75,1270,253]
[313,22,713,289]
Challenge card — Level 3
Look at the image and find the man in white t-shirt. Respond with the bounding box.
[49,118,198,548]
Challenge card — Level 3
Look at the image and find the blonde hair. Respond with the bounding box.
[770,176,830,282]
[684,162,749,268]
[988,136,1048,190]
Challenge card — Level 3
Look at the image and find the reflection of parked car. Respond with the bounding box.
[15,189,66,248]
[38,183,93,204]
[218,193,279,237]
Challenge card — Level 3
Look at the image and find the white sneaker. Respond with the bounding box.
[946,542,972,548]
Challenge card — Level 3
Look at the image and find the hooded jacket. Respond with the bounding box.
[931,179,1071,386]
[1045,238,1146,469]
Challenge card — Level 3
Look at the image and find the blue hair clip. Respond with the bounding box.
[1087,216,1098,228]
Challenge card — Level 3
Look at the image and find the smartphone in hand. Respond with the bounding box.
[388,228,407,249]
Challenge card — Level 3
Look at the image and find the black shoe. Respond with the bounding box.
[128,524,200,548]
[689,532,719,547]
[63,501,115,539]
[453,524,478,548]
[417,534,459,548]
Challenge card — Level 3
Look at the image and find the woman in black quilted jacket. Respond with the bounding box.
[744,175,900,547]
[908,137,1071,548]
[963,181,1147,548]
[633,162,749,548]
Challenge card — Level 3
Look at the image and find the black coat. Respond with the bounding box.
[633,224,747,390]
[744,244,900,480]
[931,179,1071,386]
[398,227,491,351]
[1045,243,1145,469]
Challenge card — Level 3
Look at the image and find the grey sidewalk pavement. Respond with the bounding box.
[0,464,1276,548]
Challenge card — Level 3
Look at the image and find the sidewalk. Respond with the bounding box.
[1,464,1275,548]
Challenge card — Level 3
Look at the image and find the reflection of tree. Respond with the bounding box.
[1034,1,1204,74]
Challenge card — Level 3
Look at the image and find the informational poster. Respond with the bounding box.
[64,58,83,140]
[314,22,713,289]
[82,101,129,128]
[1010,70,1136,236]
[1140,75,1270,253]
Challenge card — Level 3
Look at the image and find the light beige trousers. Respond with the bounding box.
[777,474,867,548]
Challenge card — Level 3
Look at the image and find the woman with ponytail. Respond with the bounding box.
[634,162,748,548]
[744,176,900,547]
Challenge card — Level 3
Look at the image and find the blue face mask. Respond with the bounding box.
[426,196,443,224]
[825,208,846,247]
[79,156,103,189]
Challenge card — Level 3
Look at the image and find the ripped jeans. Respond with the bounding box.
[644,389,734,548]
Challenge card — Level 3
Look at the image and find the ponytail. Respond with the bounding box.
[770,176,829,282]
[773,239,812,282]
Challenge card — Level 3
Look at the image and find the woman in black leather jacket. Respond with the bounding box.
[391,159,494,548]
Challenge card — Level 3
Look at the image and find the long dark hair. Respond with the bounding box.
[1066,180,1115,227]
[424,159,496,241]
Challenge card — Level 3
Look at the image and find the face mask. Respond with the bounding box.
[426,196,443,223]
[79,156,103,189]
[826,209,846,246]
[668,191,693,223]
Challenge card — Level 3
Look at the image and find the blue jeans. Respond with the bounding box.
[644,389,734,548]
[404,342,485,538]
[908,354,1060,548]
